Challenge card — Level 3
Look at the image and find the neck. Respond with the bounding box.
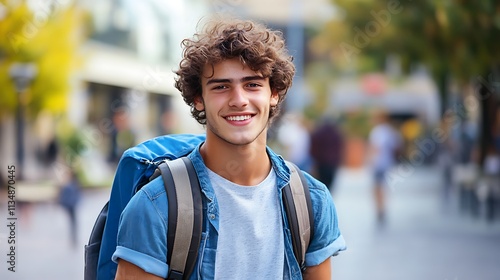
[200,136,271,186]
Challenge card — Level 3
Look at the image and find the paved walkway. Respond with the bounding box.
[0,187,111,280]
[0,165,499,279]
[331,165,500,280]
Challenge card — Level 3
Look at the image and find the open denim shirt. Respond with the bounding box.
[98,134,345,279]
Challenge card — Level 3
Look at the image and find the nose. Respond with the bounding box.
[228,86,248,107]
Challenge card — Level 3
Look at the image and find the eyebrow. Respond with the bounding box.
[205,75,266,85]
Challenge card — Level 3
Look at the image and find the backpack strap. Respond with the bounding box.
[283,161,314,272]
[154,158,312,277]
[157,157,203,280]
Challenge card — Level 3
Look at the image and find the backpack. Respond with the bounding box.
[84,134,314,280]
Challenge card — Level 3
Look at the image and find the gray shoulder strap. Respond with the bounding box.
[158,157,202,280]
[283,160,314,271]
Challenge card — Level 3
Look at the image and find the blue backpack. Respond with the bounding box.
[84,133,313,280]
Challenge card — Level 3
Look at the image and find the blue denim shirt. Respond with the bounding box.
[112,143,346,279]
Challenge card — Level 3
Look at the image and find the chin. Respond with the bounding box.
[225,135,256,146]
[216,131,259,146]
[207,122,268,146]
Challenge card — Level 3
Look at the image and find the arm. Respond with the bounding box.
[303,257,331,280]
[112,180,170,279]
[115,259,163,280]
[301,173,346,279]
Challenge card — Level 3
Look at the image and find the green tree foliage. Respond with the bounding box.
[0,1,87,120]
[310,0,500,164]
[310,0,500,102]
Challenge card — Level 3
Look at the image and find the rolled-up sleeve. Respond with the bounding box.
[111,178,169,278]
[304,174,346,267]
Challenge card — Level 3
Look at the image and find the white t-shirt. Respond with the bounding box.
[208,168,285,279]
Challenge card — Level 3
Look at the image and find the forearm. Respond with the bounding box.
[302,257,331,280]
[115,259,163,280]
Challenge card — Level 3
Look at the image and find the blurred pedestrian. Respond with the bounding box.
[309,116,344,192]
[368,110,402,225]
[481,146,500,221]
[277,113,312,172]
[482,110,500,221]
[58,170,82,248]
[455,119,480,216]
[108,108,136,165]
[436,119,455,205]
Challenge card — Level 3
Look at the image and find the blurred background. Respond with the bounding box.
[0,0,499,279]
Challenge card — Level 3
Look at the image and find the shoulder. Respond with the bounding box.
[301,171,332,205]
[299,170,340,227]
[122,176,167,216]
[136,176,167,203]
[120,176,168,230]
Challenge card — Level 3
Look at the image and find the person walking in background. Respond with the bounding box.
[57,170,82,248]
[277,113,312,172]
[309,116,344,192]
[436,119,455,205]
[111,17,346,280]
[108,107,136,165]
[368,110,402,225]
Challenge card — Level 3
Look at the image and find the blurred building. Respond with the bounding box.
[329,72,441,127]
[326,70,442,166]
[76,0,208,140]
[0,0,336,185]
[0,0,209,185]
[58,0,210,185]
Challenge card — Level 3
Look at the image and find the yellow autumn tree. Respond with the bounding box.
[0,0,87,120]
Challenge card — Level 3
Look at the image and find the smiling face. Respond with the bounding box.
[195,58,279,146]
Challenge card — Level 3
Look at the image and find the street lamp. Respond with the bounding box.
[9,63,37,181]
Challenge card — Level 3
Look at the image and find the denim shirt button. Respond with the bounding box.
[209,214,216,220]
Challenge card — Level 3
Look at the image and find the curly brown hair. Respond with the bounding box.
[174,18,295,125]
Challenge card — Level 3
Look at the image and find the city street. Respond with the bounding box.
[331,166,500,280]
[1,1,498,280]
[0,186,110,280]
[1,165,499,279]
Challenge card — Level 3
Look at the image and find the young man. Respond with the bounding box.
[112,18,345,279]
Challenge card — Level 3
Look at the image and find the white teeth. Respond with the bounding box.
[226,115,251,121]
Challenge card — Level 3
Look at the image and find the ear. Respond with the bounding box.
[270,90,279,107]
[194,96,205,111]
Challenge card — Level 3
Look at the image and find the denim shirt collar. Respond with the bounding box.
[187,143,292,194]
[186,143,300,279]
[186,143,292,228]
